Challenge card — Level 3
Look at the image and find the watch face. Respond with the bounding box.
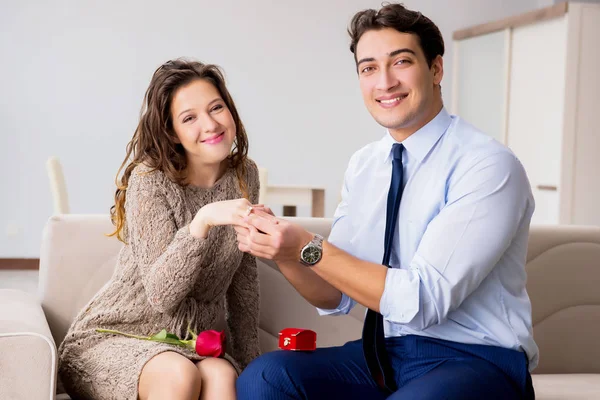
[302,245,321,265]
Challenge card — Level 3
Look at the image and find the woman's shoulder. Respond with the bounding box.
[128,163,174,194]
[242,158,260,203]
[244,158,259,183]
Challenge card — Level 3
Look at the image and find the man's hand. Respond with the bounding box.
[236,210,313,263]
[236,211,386,313]
[236,210,343,309]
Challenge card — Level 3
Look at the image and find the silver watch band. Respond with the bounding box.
[300,234,324,266]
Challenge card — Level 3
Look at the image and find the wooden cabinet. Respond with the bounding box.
[452,2,600,225]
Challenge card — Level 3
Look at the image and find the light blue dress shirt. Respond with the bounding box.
[319,108,539,370]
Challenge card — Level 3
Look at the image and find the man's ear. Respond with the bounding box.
[432,55,444,85]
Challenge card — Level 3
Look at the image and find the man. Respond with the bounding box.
[236,3,537,399]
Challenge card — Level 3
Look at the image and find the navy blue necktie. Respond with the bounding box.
[362,143,404,393]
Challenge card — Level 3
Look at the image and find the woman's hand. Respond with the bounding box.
[189,198,253,239]
[232,204,274,238]
[250,204,275,217]
[236,210,313,262]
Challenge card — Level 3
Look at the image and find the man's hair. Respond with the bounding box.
[348,3,445,67]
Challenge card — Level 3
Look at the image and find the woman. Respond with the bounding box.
[58,59,262,400]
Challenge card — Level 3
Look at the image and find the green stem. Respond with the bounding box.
[96,329,151,341]
[187,326,198,340]
[96,328,193,349]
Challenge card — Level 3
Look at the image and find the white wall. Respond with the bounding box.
[0,0,540,258]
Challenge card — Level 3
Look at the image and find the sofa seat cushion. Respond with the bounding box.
[533,374,600,399]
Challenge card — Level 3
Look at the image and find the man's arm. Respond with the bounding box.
[235,209,346,309]
[271,258,343,310]
[378,151,533,330]
[241,151,532,330]
[241,218,391,312]
[238,153,377,312]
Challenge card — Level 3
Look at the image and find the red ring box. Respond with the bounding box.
[278,328,317,351]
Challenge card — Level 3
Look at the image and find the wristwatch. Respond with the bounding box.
[299,234,324,266]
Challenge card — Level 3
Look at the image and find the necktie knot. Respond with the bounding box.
[392,143,404,161]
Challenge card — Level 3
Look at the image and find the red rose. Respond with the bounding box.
[194,330,226,357]
[96,327,226,358]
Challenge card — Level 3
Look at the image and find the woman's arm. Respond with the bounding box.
[226,160,262,367]
[126,169,213,313]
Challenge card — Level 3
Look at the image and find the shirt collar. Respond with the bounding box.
[380,107,452,164]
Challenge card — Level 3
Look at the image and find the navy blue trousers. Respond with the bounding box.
[237,335,534,400]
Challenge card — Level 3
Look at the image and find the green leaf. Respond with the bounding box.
[151,329,168,340]
[149,329,185,346]
[155,337,186,346]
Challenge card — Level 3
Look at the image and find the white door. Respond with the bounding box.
[453,30,508,144]
[570,5,600,226]
[506,17,567,225]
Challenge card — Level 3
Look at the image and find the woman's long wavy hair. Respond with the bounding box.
[109,59,249,242]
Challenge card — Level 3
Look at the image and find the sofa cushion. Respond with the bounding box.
[526,226,600,374]
[0,289,57,400]
[533,374,600,399]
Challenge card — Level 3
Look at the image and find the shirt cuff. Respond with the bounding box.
[317,293,355,316]
[379,267,420,323]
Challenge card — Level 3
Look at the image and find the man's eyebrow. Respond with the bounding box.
[389,48,416,57]
[356,48,417,67]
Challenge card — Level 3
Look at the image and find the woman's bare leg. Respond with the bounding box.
[139,351,202,400]
[196,357,237,400]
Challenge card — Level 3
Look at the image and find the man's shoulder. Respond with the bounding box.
[445,116,516,163]
[442,117,530,190]
[346,138,384,169]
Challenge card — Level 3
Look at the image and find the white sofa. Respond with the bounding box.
[1,214,599,399]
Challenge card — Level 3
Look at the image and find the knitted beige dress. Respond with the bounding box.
[58,159,261,400]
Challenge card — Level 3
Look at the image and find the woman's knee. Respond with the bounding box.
[197,357,237,382]
[139,351,201,399]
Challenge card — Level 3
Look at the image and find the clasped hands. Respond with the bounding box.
[189,198,312,263]
[235,206,314,264]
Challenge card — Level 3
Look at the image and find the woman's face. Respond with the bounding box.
[170,79,236,167]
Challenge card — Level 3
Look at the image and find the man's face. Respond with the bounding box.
[355,28,443,139]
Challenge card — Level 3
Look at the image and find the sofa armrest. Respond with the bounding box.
[0,289,57,400]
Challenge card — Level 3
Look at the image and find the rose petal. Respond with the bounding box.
[195,330,226,357]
